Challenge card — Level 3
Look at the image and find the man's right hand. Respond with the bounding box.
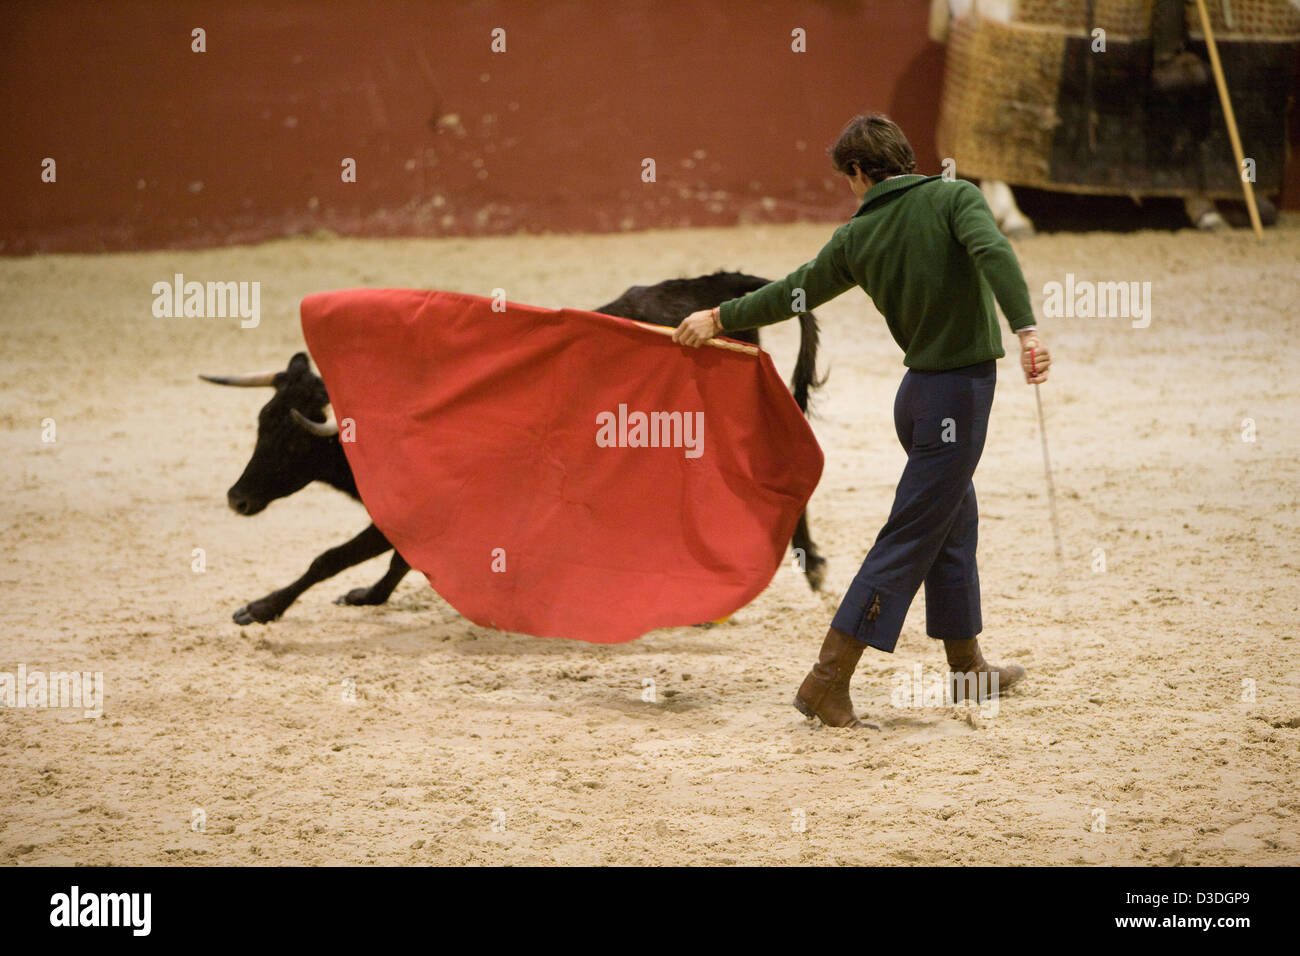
[1018,330,1050,384]
[673,308,721,349]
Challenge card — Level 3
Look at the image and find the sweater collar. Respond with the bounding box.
[852,174,939,217]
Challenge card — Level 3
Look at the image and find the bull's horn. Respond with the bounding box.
[291,403,338,437]
[198,370,279,387]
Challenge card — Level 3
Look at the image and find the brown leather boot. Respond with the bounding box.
[943,637,1025,702]
[794,627,878,729]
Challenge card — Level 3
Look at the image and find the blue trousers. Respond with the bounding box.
[831,359,997,652]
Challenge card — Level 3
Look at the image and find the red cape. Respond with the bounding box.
[301,289,822,643]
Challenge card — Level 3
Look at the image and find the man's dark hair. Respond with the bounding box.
[828,113,918,183]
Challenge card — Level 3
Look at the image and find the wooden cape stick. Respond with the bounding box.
[629,318,760,356]
[1193,0,1264,240]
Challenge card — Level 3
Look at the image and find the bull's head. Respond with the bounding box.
[199,352,353,515]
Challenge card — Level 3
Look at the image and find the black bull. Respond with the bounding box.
[202,272,826,626]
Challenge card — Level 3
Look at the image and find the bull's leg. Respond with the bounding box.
[232,523,394,625]
[336,550,411,606]
[979,180,1035,239]
[1185,195,1227,232]
[791,509,827,592]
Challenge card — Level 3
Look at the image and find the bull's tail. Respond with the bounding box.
[790,310,826,415]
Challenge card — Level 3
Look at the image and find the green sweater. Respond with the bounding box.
[718,174,1036,370]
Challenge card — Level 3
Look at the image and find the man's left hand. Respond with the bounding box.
[1018,329,1051,384]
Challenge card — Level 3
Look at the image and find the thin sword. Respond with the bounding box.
[1033,382,1064,566]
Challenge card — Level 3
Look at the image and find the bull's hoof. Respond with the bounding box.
[233,600,282,625]
[335,586,386,606]
[1194,210,1228,233]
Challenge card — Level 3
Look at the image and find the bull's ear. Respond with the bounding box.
[287,352,311,374]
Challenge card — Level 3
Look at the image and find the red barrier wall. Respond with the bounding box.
[1,0,1295,254]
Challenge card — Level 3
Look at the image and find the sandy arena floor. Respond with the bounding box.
[2,218,1298,865]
